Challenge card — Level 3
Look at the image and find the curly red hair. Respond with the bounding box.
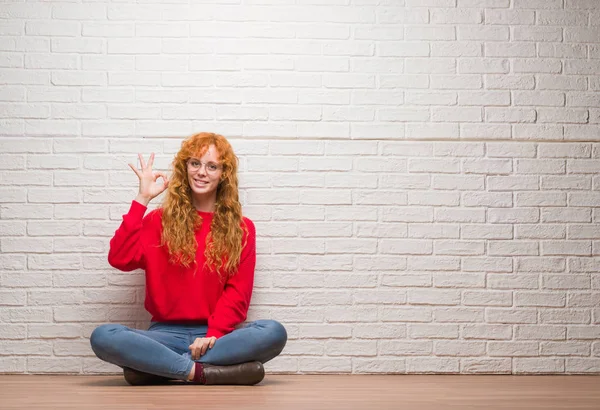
[161,132,245,279]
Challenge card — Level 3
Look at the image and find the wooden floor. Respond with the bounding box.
[1,374,599,410]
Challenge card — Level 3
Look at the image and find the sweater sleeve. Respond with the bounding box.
[107,200,149,272]
[206,218,256,339]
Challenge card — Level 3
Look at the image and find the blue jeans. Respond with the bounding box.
[90,320,287,381]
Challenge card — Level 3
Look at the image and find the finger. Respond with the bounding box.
[195,342,203,359]
[152,172,169,193]
[200,341,208,356]
[127,163,142,178]
[138,153,146,170]
[153,171,168,182]
[209,338,216,349]
[189,343,199,360]
[202,339,212,355]
[147,152,155,169]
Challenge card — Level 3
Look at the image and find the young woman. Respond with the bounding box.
[90,132,287,385]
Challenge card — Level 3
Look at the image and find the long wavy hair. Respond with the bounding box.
[161,132,246,279]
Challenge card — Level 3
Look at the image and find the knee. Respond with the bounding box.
[260,320,287,353]
[90,323,123,355]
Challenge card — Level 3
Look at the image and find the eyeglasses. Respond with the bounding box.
[187,158,222,174]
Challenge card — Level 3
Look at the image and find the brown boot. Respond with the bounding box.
[202,361,265,385]
[123,367,172,386]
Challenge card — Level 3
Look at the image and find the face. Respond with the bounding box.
[186,144,223,200]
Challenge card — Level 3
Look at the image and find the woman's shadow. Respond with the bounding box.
[81,376,286,387]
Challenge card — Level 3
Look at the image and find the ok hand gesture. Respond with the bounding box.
[128,153,169,206]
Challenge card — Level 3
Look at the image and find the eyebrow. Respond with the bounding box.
[189,158,220,163]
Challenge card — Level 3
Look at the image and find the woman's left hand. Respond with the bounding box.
[189,336,217,360]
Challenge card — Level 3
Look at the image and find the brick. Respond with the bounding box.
[462,257,513,273]
[6,307,52,323]
[353,359,406,374]
[299,325,352,339]
[486,10,534,24]
[300,256,352,271]
[353,324,407,339]
[568,326,600,340]
[0,324,26,339]
[486,75,535,90]
[0,221,25,237]
[0,358,26,373]
[543,208,590,223]
[27,358,81,374]
[515,358,565,374]
[463,324,512,340]
[354,255,407,271]
[327,307,376,322]
[299,358,351,373]
[433,8,482,24]
[434,273,484,287]
[353,290,406,305]
[409,257,461,271]
[408,324,458,339]
[28,324,81,339]
[380,340,432,356]
[565,358,600,373]
[538,75,587,91]
[459,26,508,41]
[487,308,537,324]
[463,291,512,306]
[433,308,484,323]
[489,341,539,357]
[513,27,562,42]
[538,43,586,58]
[264,357,297,374]
[381,273,432,287]
[406,92,455,106]
[516,325,566,341]
[435,208,486,223]
[283,340,323,356]
[409,224,459,239]
[540,310,590,324]
[567,292,600,307]
[540,342,590,356]
[461,358,511,374]
[542,274,591,290]
[514,0,562,8]
[405,123,459,139]
[327,340,376,356]
[408,289,461,305]
[486,107,536,123]
[435,341,486,356]
[54,339,96,357]
[406,358,459,373]
[381,307,432,322]
[516,257,565,272]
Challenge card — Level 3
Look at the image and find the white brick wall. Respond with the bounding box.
[1,0,600,375]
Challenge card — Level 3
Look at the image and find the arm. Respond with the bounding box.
[107,199,149,271]
[108,153,169,271]
[206,219,256,339]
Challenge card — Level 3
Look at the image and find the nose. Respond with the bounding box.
[192,163,208,176]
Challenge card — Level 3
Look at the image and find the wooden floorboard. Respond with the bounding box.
[0,375,599,410]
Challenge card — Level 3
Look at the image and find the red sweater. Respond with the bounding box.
[108,200,256,338]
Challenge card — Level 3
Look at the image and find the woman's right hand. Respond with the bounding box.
[128,153,169,206]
